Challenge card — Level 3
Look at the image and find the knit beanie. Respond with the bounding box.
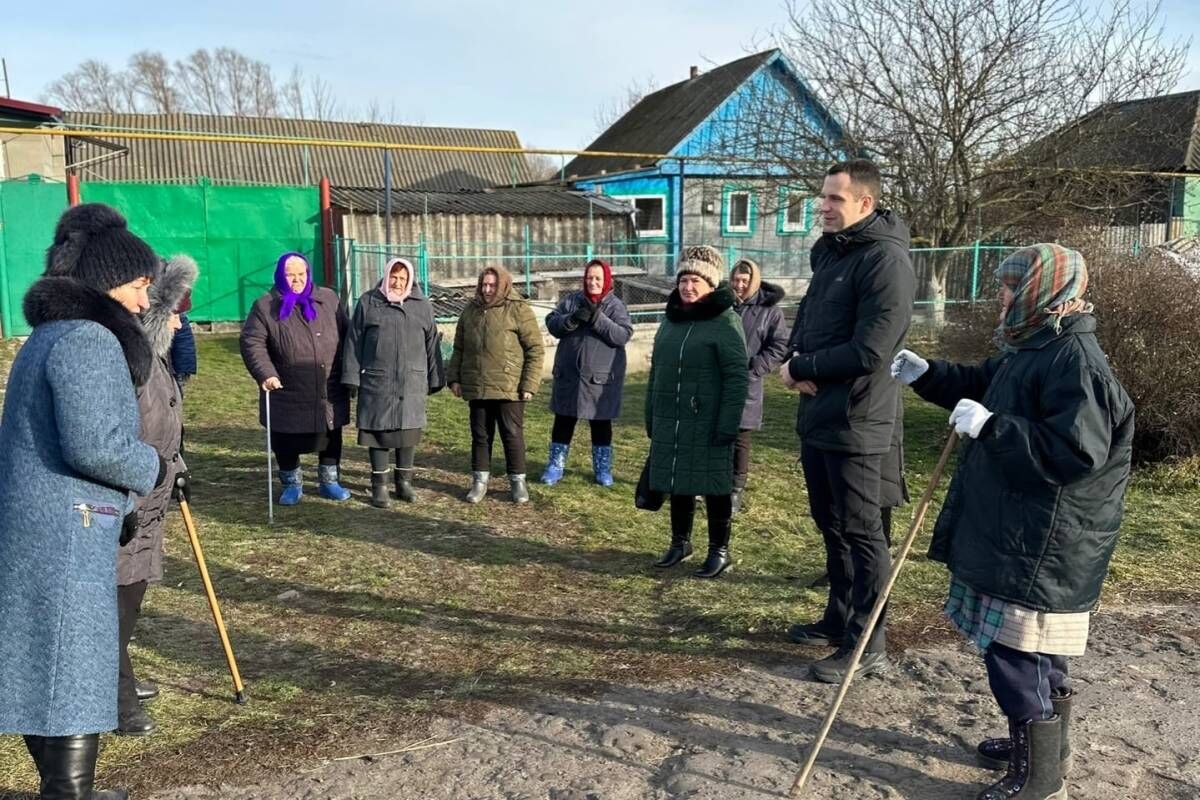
[675,245,725,288]
[44,203,160,291]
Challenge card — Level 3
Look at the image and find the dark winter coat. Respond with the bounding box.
[879,393,909,509]
[446,288,545,401]
[341,286,439,431]
[119,356,184,586]
[787,211,916,454]
[545,291,634,421]
[0,278,160,736]
[240,286,351,433]
[645,284,749,496]
[734,282,789,430]
[912,315,1135,612]
[170,313,197,381]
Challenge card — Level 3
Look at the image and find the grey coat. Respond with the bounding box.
[341,287,439,431]
[240,286,351,434]
[0,278,160,737]
[734,282,789,430]
[545,291,634,421]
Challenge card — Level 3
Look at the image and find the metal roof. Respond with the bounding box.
[562,50,778,179]
[61,112,534,189]
[0,97,63,123]
[331,186,632,216]
[1044,91,1200,172]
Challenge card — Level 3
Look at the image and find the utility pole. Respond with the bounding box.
[1,58,10,97]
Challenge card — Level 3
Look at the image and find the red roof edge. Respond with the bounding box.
[0,97,64,119]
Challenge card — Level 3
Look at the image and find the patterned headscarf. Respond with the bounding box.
[275,252,317,322]
[995,243,1092,349]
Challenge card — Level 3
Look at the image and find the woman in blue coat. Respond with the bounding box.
[0,204,166,800]
[541,259,634,486]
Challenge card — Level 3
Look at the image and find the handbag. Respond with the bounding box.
[634,455,665,511]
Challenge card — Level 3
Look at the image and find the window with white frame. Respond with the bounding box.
[617,195,665,237]
[781,190,811,232]
[726,190,751,232]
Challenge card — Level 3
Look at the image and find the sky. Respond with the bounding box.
[3,0,1199,153]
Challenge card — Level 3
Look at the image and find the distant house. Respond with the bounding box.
[1029,90,1200,246]
[0,97,64,180]
[561,49,848,286]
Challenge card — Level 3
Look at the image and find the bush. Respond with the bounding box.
[935,246,1200,464]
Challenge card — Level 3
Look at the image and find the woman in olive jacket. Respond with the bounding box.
[646,246,748,578]
[542,259,633,487]
[446,265,545,504]
[240,252,352,504]
[342,258,441,508]
[893,244,1134,800]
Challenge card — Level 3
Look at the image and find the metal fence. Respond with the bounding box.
[334,235,1021,320]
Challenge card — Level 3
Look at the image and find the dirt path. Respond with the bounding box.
[152,603,1199,800]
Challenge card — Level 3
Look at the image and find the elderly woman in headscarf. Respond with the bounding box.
[446,265,544,504]
[891,244,1135,800]
[240,252,352,504]
[541,258,633,487]
[342,257,441,508]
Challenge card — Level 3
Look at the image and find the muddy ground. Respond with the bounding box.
[149,603,1199,800]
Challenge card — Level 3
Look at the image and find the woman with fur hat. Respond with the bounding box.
[342,258,441,508]
[542,258,634,487]
[728,258,789,513]
[446,265,545,504]
[114,254,199,738]
[893,244,1134,800]
[0,203,169,800]
[240,252,352,505]
[646,246,748,578]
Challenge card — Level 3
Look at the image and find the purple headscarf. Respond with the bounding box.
[275,252,318,322]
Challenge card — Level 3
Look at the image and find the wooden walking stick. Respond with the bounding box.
[790,431,960,796]
[176,478,248,704]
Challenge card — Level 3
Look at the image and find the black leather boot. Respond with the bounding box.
[394,468,417,503]
[117,702,156,735]
[370,468,392,509]
[976,716,1068,800]
[654,497,694,567]
[36,734,129,799]
[694,511,732,578]
[978,690,1073,774]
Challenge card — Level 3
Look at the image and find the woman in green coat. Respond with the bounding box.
[447,265,545,504]
[646,246,748,578]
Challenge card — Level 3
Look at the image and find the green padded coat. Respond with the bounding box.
[644,284,748,496]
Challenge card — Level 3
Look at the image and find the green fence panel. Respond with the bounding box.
[0,178,68,337]
[79,182,321,324]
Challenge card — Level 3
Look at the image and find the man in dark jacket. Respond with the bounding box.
[780,159,916,683]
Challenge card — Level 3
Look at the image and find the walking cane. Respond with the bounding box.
[177,479,248,705]
[790,431,960,796]
[265,389,274,525]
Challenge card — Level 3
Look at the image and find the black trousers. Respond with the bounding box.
[117,580,148,713]
[670,493,733,540]
[985,642,1071,723]
[469,400,526,473]
[369,446,416,471]
[801,443,889,653]
[733,429,753,487]
[274,427,343,471]
[551,414,614,447]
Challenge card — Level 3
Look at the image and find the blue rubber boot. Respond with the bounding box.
[317,463,352,501]
[278,467,303,506]
[540,442,570,485]
[592,445,614,487]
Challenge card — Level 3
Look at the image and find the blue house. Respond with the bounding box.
[562,49,848,280]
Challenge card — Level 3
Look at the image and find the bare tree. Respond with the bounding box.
[735,0,1188,317]
[44,59,130,113]
[524,146,562,182]
[593,77,660,135]
[174,49,223,114]
[280,65,307,119]
[307,74,339,121]
[128,51,182,113]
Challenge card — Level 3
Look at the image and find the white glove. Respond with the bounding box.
[890,349,929,384]
[949,399,994,439]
